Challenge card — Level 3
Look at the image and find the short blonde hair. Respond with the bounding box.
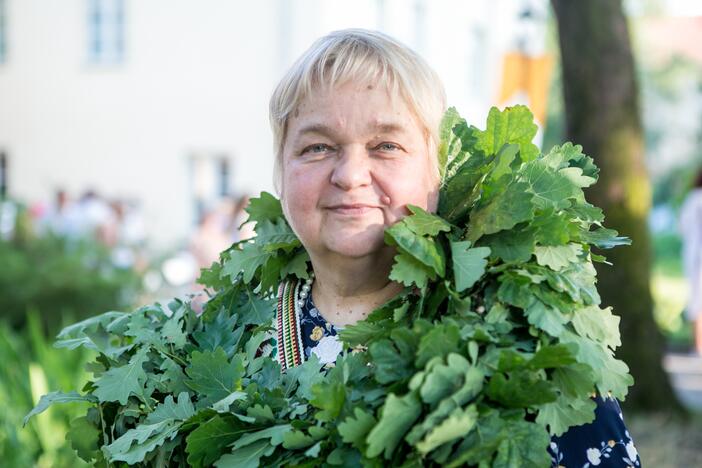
[269,28,447,191]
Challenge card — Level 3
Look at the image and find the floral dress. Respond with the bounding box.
[297,292,642,467]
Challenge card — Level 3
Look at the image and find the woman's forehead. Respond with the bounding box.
[288,83,419,136]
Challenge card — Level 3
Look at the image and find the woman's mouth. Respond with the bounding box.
[326,204,377,215]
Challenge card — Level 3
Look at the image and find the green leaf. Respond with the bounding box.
[232,424,291,449]
[521,160,578,210]
[493,420,551,468]
[310,382,346,422]
[578,227,631,249]
[93,347,150,404]
[536,395,596,436]
[338,321,386,349]
[366,392,422,459]
[24,391,97,426]
[489,144,519,182]
[144,392,195,423]
[572,305,622,348]
[246,403,276,423]
[244,191,284,224]
[534,244,583,271]
[66,416,100,462]
[211,391,247,413]
[221,243,270,283]
[419,353,471,405]
[552,363,595,398]
[438,107,464,178]
[54,311,132,358]
[466,181,534,243]
[104,419,182,464]
[280,354,325,399]
[475,105,539,161]
[479,226,535,263]
[560,331,633,399]
[282,430,316,449]
[185,348,245,407]
[439,149,491,223]
[214,439,275,468]
[528,343,577,369]
[524,300,568,337]
[338,408,377,450]
[281,249,311,279]
[416,323,460,368]
[186,414,249,468]
[389,251,434,289]
[160,313,187,349]
[193,308,243,356]
[256,218,301,252]
[451,241,490,292]
[486,371,557,408]
[238,287,275,325]
[385,223,445,276]
[416,405,478,454]
[404,205,452,236]
[197,261,230,289]
[369,329,417,384]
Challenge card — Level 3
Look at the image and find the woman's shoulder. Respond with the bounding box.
[549,396,641,467]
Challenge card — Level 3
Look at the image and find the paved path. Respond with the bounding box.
[663,353,702,411]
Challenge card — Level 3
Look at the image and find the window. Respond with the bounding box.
[87,0,125,64]
[0,0,7,63]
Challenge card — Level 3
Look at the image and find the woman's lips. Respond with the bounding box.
[326,204,377,215]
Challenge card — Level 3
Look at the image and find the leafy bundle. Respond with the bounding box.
[26,106,633,467]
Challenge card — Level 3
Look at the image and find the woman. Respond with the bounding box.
[269,29,641,467]
[680,170,702,355]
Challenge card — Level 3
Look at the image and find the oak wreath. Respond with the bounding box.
[25,106,633,467]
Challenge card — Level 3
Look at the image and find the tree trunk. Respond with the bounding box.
[551,0,684,413]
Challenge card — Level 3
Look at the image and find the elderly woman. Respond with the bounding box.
[267,29,641,467]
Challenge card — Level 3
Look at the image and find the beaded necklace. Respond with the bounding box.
[275,273,314,371]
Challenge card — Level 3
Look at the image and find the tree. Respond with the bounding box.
[551,0,684,413]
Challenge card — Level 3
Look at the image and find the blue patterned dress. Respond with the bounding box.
[297,292,642,467]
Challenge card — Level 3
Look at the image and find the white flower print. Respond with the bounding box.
[311,335,343,364]
[586,447,601,465]
[625,441,638,462]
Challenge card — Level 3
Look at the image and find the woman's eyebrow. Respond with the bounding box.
[370,122,407,135]
[296,121,407,137]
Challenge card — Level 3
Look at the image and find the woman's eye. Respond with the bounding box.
[302,144,333,154]
[376,142,400,151]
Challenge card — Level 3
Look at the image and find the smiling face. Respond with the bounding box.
[280,80,440,262]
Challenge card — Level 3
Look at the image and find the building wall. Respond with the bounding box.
[0,0,533,250]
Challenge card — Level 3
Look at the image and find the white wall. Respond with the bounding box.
[0,0,539,250]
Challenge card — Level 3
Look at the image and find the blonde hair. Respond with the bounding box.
[269,28,447,191]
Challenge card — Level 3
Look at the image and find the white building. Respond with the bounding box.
[0,0,546,250]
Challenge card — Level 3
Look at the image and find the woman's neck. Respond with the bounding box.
[308,248,403,328]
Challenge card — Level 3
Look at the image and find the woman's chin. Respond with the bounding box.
[322,233,387,259]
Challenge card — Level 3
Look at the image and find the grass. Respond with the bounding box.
[627,411,702,466]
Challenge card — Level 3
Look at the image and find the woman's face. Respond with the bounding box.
[280,80,439,261]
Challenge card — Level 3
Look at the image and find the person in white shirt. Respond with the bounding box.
[679,171,702,354]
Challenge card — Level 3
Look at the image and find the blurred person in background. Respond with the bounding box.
[35,188,80,238]
[74,190,115,243]
[189,200,235,270]
[680,169,702,355]
[229,193,254,242]
[106,199,147,271]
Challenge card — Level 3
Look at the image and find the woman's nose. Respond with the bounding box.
[329,145,372,190]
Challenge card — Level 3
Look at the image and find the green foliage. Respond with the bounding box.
[26,106,634,466]
[0,314,94,467]
[0,234,141,334]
